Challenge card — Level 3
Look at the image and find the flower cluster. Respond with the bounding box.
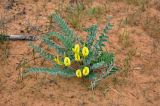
[53,44,90,78]
[76,67,89,78]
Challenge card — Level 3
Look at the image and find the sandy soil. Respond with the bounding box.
[0,0,160,106]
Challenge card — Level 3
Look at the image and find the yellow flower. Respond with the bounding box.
[53,56,63,65]
[82,46,89,57]
[82,67,89,76]
[76,69,82,78]
[72,44,80,54]
[64,57,71,66]
[74,53,80,61]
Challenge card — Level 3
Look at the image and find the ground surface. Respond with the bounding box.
[0,0,160,106]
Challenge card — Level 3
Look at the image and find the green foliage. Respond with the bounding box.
[52,13,74,36]
[91,61,105,70]
[26,13,118,88]
[25,67,75,77]
[42,36,65,55]
[29,42,54,61]
[98,52,114,65]
[95,20,113,51]
[47,32,74,50]
[85,24,98,48]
